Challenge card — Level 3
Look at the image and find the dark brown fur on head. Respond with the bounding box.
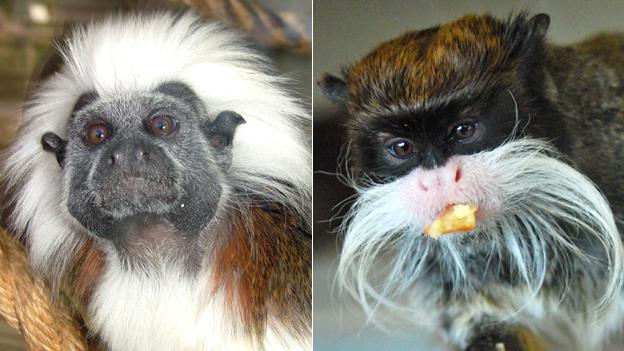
[325,13,550,114]
[319,13,566,178]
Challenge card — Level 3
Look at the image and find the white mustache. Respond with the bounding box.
[336,138,624,320]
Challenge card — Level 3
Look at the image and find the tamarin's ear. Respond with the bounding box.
[41,132,67,166]
[528,13,550,39]
[516,14,551,89]
[204,110,246,149]
[318,74,347,103]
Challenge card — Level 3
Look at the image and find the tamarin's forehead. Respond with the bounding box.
[346,14,517,115]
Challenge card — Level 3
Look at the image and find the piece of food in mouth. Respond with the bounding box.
[423,204,478,239]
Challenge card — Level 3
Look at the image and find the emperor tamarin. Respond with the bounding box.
[320,12,624,351]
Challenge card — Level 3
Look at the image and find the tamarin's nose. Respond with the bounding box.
[417,164,461,192]
[110,142,150,167]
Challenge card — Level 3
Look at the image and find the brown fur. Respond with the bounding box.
[58,239,106,350]
[346,15,518,115]
[65,239,106,308]
[213,203,311,343]
[544,33,624,218]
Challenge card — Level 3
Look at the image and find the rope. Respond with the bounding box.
[0,228,87,351]
[177,0,311,55]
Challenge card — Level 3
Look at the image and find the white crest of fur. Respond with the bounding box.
[3,11,310,280]
[337,138,624,321]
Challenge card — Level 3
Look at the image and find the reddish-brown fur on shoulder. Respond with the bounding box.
[346,15,516,115]
[61,239,106,349]
[65,239,106,313]
[213,204,311,342]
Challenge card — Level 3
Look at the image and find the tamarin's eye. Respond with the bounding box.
[149,115,177,136]
[83,122,111,145]
[386,138,416,159]
[449,120,478,142]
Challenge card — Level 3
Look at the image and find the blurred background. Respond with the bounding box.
[0,0,310,349]
[313,1,624,350]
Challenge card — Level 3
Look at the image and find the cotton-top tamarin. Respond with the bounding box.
[3,12,311,351]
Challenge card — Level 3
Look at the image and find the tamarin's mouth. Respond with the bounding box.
[423,203,479,239]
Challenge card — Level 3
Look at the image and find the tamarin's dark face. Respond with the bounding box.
[320,13,564,227]
[41,81,245,244]
[321,13,556,182]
